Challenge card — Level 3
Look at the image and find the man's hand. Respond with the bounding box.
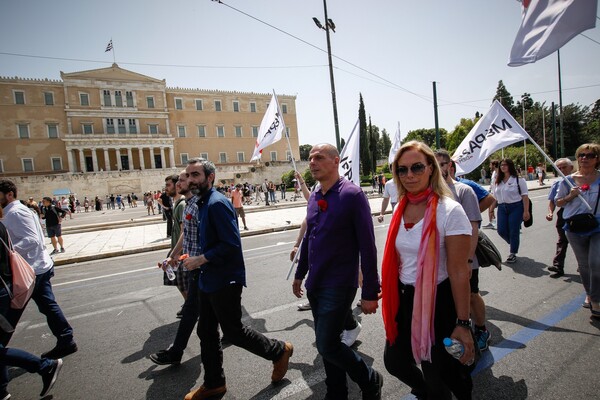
[292,279,304,298]
[546,213,553,221]
[377,215,384,223]
[361,299,379,314]
[182,254,207,270]
[451,326,475,366]
[290,246,299,262]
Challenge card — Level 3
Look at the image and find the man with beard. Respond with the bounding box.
[171,158,293,399]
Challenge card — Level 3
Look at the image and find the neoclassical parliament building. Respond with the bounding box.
[0,64,300,197]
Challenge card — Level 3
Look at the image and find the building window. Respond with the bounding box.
[197,125,206,137]
[47,124,59,138]
[106,118,115,134]
[281,103,288,114]
[117,118,126,134]
[177,125,186,138]
[200,152,208,160]
[44,92,54,106]
[237,152,245,162]
[250,102,257,113]
[22,158,34,172]
[216,126,225,138]
[126,91,134,107]
[14,91,25,105]
[233,101,240,112]
[286,151,292,161]
[147,96,155,108]
[286,127,290,137]
[149,124,158,134]
[128,119,137,134]
[252,126,259,138]
[103,90,111,106]
[195,99,203,111]
[115,90,123,107]
[0,160,3,173]
[234,126,242,138]
[270,151,277,161]
[219,152,227,163]
[180,153,189,164]
[80,93,89,106]
[18,124,29,139]
[51,157,62,171]
[175,98,183,110]
[83,123,93,134]
[214,100,222,112]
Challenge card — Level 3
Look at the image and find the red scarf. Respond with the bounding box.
[381,187,439,363]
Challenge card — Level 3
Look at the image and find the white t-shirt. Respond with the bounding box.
[396,197,472,285]
[495,176,528,204]
[383,180,399,204]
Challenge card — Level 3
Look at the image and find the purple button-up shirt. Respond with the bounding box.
[295,178,380,300]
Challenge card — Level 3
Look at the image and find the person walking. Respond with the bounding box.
[378,178,399,223]
[170,159,293,400]
[231,184,248,230]
[262,179,270,206]
[494,159,530,263]
[382,141,474,400]
[293,144,383,400]
[555,144,600,319]
[159,178,176,238]
[40,197,67,255]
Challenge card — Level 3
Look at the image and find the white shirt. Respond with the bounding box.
[495,176,528,204]
[490,170,498,194]
[2,200,53,275]
[395,197,472,285]
[383,180,399,204]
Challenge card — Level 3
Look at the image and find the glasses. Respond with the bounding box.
[500,163,508,166]
[396,162,428,177]
[577,153,597,159]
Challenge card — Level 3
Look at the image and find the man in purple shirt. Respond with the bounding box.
[293,144,382,400]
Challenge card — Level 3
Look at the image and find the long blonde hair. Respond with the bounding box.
[391,140,452,199]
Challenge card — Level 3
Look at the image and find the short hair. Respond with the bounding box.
[187,157,216,180]
[0,179,18,198]
[165,174,179,184]
[490,160,499,168]
[43,196,53,202]
[434,149,451,162]
[311,143,339,159]
[555,158,572,166]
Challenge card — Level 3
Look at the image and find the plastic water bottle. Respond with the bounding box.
[443,337,473,366]
[163,260,176,281]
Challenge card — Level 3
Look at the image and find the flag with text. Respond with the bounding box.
[251,91,286,161]
[338,119,361,187]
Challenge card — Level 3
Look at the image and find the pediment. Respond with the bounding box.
[61,64,164,84]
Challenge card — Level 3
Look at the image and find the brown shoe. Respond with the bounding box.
[271,342,293,382]
[184,385,226,400]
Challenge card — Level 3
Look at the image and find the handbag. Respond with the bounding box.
[516,178,533,228]
[0,234,36,310]
[475,230,502,271]
[564,183,600,233]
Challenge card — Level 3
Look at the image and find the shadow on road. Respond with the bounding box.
[121,321,179,364]
[142,354,203,400]
[474,367,528,400]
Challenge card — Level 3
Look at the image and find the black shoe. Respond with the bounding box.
[40,358,62,397]
[550,270,565,278]
[41,342,77,359]
[0,389,10,400]
[176,306,183,319]
[362,369,383,400]
[548,266,561,272]
[149,349,181,365]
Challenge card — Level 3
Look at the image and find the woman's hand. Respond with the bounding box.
[451,326,475,365]
[523,210,531,221]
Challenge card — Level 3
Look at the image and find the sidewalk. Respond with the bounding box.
[48,178,557,266]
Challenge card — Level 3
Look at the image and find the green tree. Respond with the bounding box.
[582,99,600,144]
[358,94,371,176]
[493,80,515,115]
[446,117,478,153]
[299,144,312,161]
[379,128,391,159]
[403,128,448,149]
[369,117,379,172]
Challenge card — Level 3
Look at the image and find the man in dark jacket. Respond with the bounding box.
[41,197,67,255]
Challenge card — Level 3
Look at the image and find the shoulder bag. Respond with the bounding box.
[475,230,502,271]
[517,177,533,228]
[564,180,600,233]
[0,234,36,309]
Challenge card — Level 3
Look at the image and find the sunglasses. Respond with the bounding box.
[396,162,428,177]
[577,152,597,159]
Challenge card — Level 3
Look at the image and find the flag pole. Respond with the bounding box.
[111,38,116,64]
[557,49,564,157]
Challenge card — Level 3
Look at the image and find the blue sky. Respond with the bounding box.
[1,0,598,146]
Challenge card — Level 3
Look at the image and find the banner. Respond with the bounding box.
[452,101,530,175]
[251,91,286,161]
[508,0,597,66]
[338,119,361,187]
[388,121,402,164]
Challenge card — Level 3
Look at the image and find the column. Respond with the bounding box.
[104,148,111,171]
[169,145,176,168]
[91,148,99,172]
[78,149,85,172]
[139,148,145,170]
[160,147,166,169]
[150,147,156,169]
[116,148,123,170]
[66,149,75,173]
[127,147,133,170]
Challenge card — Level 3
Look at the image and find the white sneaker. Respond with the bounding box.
[340,322,362,347]
[297,302,311,311]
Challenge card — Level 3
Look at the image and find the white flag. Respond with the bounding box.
[251,91,286,161]
[452,101,531,175]
[105,40,113,52]
[388,121,402,164]
[508,0,597,66]
[338,119,361,187]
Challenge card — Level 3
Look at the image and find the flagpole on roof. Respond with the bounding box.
[112,39,116,64]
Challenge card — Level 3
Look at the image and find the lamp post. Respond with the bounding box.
[313,0,341,151]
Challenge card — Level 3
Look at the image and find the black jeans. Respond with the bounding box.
[170,270,199,356]
[197,284,285,388]
[383,279,473,400]
[552,209,569,270]
[164,209,173,237]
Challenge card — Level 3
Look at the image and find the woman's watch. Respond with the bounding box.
[456,318,472,329]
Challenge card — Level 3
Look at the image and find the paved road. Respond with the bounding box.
[8,186,599,399]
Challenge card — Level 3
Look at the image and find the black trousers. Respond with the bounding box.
[197,284,285,388]
[383,279,473,400]
[552,209,569,270]
[171,270,199,356]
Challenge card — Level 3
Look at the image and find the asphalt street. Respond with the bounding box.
[7,187,600,399]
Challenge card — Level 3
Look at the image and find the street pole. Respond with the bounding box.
[322,0,341,151]
[433,81,440,149]
[551,102,557,160]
